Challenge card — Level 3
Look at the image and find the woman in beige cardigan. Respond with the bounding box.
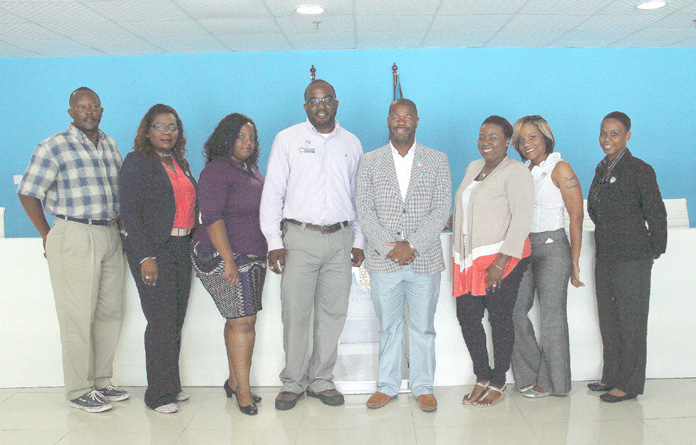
[451,115,534,407]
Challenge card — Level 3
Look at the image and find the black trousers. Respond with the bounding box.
[595,258,653,395]
[456,258,529,389]
[127,236,192,409]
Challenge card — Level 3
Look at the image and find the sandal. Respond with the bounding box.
[475,384,506,407]
[462,381,489,405]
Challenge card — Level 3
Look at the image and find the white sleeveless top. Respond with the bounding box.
[526,152,565,233]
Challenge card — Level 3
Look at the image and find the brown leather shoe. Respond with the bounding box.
[366,392,397,409]
[417,394,437,412]
[275,391,303,410]
[306,389,344,406]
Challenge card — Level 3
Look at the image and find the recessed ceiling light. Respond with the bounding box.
[637,1,667,10]
[296,5,324,15]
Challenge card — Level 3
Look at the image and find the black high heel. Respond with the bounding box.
[234,385,258,416]
[224,379,262,403]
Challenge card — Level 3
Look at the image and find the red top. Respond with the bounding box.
[163,159,195,229]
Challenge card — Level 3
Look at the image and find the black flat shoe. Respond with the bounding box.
[587,382,613,392]
[600,392,637,403]
[224,379,262,403]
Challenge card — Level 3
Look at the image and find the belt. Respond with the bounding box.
[285,219,349,234]
[58,215,113,226]
[170,227,192,236]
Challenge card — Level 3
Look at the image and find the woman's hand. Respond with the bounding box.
[570,262,585,288]
[141,258,158,286]
[224,259,240,287]
[485,254,511,292]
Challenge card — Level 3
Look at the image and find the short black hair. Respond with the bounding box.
[603,111,631,132]
[482,115,513,140]
[69,87,99,107]
[389,98,418,117]
[304,79,336,102]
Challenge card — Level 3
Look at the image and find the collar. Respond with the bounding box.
[526,152,561,170]
[389,139,417,158]
[304,118,340,137]
[600,148,630,171]
[68,123,104,144]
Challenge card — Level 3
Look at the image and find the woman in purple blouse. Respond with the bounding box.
[191,113,267,415]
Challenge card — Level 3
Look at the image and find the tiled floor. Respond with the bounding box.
[0,379,693,444]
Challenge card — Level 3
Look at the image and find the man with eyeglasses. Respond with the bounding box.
[260,79,365,410]
[17,87,128,413]
[356,99,451,412]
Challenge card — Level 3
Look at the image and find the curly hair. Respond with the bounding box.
[204,113,260,165]
[511,115,556,161]
[482,115,513,141]
[133,104,187,160]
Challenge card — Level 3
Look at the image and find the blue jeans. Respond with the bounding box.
[369,266,441,397]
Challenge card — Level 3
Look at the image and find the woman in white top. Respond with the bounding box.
[510,115,585,397]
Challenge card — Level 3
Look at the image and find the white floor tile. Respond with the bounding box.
[414,424,541,445]
[176,428,297,444]
[295,426,418,445]
[530,419,666,445]
[298,393,414,431]
[623,379,696,419]
[644,417,696,444]
[0,429,68,445]
[56,429,183,445]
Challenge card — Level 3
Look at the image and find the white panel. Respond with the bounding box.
[214,32,291,51]
[265,0,353,17]
[646,13,696,30]
[0,1,110,23]
[87,0,188,21]
[198,17,280,34]
[175,0,269,19]
[1,37,102,57]
[357,30,426,48]
[146,34,228,52]
[552,28,634,45]
[439,0,527,14]
[276,15,354,33]
[518,0,608,14]
[0,23,61,40]
[44,21,135,41]
[671,35,696,47]
[573,14,664,32]
[601,0,692,14]
[288,31,356,49]
[87,37,165,55]
[611,28,696,46]
[423,30,496,47]
[431,14,513,31]
[0,8,29,23]
[486,28,568,46]
[357,14,433,32]
[355,0,440,15]
[0,41,40,57]
[503,14,591,31]
[119,19,208,37]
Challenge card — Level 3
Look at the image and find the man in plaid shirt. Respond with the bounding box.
[17,87,129,413]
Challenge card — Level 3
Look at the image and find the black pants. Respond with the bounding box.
[456,258,529,389]
[595,258,653,395]
[127,236,192,409]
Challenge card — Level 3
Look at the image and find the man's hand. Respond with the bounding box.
[268,248,285,274]
[386,241,415,266]
[351,248,365,267]
[141,258,158,286]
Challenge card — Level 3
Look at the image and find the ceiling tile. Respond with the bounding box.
[198,17,280,34]
[502,14,591,31]
[357,30,426,48]
[120,19,208,37]
[486,28,568,46]
[0,8,29,23]
[87,0,188,22]
[423,30,496,47]
[600,0,693,14]
[0,40,41,57]
[431,14,513,30]
[265,0,353,17]
[1,37,102,57]
[439,0,527,14]
[87,37,165,55]
[277,15,354,33]
[0,23,61,40]
[175,0,269,19]
[287,31,356,49]
[214,32,291,51]
[518,0,608,14]
[647,12,696,30]
[355,0,441,15]
[43,21,135,41]
[671,35,696,46]
[573,13,664,31]
[357,14,433,32]
[0,1,109,23]
[611,27,696,45]
[146,34,228,52]
[552,28,637,45]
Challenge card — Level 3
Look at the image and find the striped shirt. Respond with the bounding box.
[17,123,122,219]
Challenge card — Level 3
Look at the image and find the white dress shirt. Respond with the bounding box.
[390,140,417,201]
[260,119,364,251]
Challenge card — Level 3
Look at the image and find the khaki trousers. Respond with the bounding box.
[46,218,125,400]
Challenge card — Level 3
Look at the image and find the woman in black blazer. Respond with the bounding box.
[119,104,197,414]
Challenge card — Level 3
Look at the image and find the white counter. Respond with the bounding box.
[1,230,694,391]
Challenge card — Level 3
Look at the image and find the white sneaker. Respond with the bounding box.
[176,392,189,402]
[154,403,178,414]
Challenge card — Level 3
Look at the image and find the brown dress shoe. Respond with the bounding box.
[275,391,303,410]
[366,392,397,409]
[417,394,437,412]
[306,389,345,406]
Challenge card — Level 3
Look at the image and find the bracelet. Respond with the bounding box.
[492,263,504,270]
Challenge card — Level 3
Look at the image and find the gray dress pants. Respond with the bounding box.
[279,221,353,394]
[511,229,572,395]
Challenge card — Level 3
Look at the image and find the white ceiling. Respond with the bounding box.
[0,0,695,58]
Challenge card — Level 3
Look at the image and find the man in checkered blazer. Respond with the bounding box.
[357,98,451,412]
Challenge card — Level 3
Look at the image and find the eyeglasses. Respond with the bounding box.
[306,96,335,106]
[151,124,178,132]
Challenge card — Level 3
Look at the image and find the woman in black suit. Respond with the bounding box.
[119,104,197,414]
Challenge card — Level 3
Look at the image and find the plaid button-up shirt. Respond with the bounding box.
[17,123,122,219]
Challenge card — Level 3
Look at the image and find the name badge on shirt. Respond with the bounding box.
[299,140,316,154]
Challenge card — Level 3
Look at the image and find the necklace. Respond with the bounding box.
[156,151,172,158]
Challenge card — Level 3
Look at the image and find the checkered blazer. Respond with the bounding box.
[357,142,451,274]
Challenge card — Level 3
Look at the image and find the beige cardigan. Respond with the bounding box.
[452,156,534,263]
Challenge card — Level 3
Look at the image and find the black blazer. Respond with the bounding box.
[119,150,198,263]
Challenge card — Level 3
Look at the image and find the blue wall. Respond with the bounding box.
[2,48,695,236]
